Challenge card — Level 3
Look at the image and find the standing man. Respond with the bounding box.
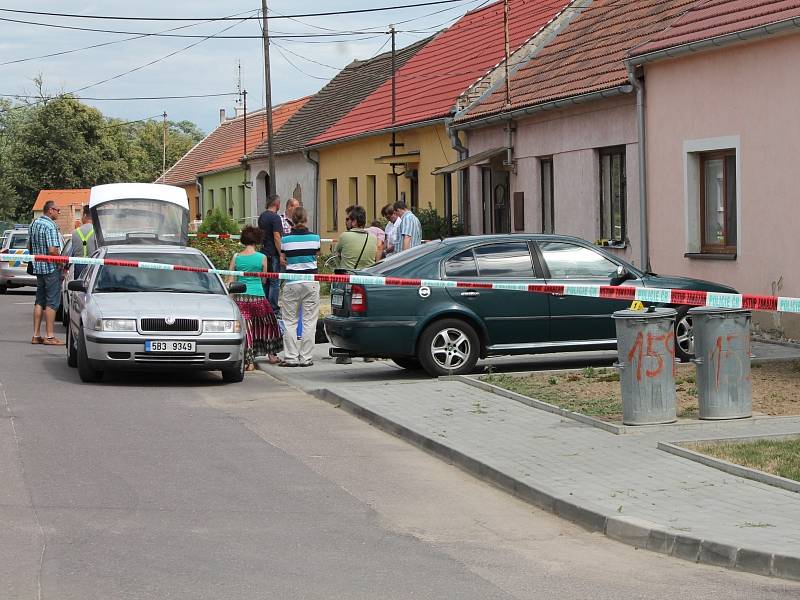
[393,200,422,252]
[279,207,321,367]
[280,197,300,236]
[71,205,96,279]
[30,200,64,345]
[257,194,283,312]
[334,206,379,270]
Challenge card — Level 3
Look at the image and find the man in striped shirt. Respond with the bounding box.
[279,207,321,367]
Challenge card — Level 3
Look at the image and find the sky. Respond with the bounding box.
[0,0,493,134]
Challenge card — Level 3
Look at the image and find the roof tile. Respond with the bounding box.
[311,0,571,146]
[457,0,698,122]
[632,0,800,56]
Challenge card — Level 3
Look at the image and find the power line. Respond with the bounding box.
[0,92,237,101]
[0,1,474,21]
[0,15,390,39]
[271,43,331,81]
[0,8,260,68]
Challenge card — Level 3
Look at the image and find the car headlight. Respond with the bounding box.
[203,320,241,333]
[98,319,137,332]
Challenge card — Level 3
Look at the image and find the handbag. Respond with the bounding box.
[26,236,34,275]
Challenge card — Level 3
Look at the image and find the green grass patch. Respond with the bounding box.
[689,438,800,482]
[482,372,623,419]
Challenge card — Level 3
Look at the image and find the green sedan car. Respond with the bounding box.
[324,235,738,377]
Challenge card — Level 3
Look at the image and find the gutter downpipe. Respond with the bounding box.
[626,62,649,272]
[445,116,468,233]
[303,149,321,233]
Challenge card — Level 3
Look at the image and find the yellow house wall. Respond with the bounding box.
[316,124,458,234]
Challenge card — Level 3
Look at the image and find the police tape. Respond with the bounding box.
[5,252,798,314]
[188,233,336,243]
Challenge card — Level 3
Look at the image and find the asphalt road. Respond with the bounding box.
[1,289,798,599]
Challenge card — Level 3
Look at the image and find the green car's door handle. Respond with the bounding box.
[460,291,480,297]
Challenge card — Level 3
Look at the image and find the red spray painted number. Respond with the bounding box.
[709,334,750,390]
[627,330,677,383]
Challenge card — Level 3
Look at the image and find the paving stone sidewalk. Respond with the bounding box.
[259,343,800,580]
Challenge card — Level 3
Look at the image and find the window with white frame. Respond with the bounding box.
[599,147,626,243]
[684,136,739,257]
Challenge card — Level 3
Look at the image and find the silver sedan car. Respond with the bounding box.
[66,245,247,383]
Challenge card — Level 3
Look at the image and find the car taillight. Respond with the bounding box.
[350,284,367,313]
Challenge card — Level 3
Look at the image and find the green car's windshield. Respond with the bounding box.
[94,252,224,294]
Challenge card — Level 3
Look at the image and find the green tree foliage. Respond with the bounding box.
[198,207,240,235]
[415,206,464,240]
[0,92,204,221]
[188,237,241,270]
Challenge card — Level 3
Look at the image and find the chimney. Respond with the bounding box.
[219,109,226,124]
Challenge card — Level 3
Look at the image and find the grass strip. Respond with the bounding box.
[689,438,800,482]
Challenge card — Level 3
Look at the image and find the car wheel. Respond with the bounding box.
[0,284,6,294]
[392,357,423,371]
[674,306,694,362]
[418,318,480,377]
[66,326,77,368]
[76,328,103,383]
[62,301,70,327]
[221,360,245,383]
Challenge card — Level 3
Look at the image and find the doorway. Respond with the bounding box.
[481,167,511,234]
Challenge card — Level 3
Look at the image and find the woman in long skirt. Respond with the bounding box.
[227,226,282,370]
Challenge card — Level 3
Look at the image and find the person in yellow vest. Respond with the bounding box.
[71,205,96,278]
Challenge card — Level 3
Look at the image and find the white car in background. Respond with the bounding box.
[65,183,246,383]
[0,225,36,293]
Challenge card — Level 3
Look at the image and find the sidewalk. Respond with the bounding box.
[259,342,800,581]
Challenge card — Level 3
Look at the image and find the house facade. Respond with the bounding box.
[309,0,572,235]
[628,2,800,335]
[451,0,697,269]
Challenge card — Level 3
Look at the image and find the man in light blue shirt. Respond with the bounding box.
[393,200,422,252]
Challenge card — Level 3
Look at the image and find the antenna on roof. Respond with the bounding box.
[236,60,243,107]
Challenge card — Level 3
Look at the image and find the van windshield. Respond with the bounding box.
[93,199,188,246]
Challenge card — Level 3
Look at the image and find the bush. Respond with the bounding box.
[198,207,239,235]
[188,237,241,270]
[415,206,463,240]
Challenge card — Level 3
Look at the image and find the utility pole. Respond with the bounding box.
[503,0,511,108]
[162,111,168,175]
[242,89,249,189]
[261,0,276,196]
[389,25,399,204]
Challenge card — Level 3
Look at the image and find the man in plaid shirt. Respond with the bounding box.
[30,200,65,346]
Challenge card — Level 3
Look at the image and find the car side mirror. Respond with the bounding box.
[228,282,247,294]
[611,265,631,286]
[67,280,87,292]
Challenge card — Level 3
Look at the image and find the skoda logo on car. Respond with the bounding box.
[165,316,176,325]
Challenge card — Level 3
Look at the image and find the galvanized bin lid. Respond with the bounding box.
[612,307,677,320]
[688,306,750,316]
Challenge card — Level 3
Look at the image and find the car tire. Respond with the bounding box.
[392,357,423,371]
[55,303,63,322]
[0,284,6,294]
[418,318,480,377]
[221,360,245,383]
[62,301,70,327]
[66,326,78,368]
[77,328,103,383]
[674,305,694,362]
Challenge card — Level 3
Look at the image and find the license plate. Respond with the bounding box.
[331,293,344,308]
[145,340,196,353]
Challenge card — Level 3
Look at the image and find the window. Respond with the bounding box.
[349,177,359,206]
[700,150,736,253]
[539,241,619,279]
[540,158,554,234]
[445,249,478,278]
[366,175,376,222]
[599,147,626,242]
[208,188,215,209]
[326,179,338,231]
[474,242,534,278]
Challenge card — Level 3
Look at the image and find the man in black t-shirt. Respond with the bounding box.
[257,194,283,311]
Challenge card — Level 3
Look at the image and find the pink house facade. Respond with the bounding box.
[630,16,800,335]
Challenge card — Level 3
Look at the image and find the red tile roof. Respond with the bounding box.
[456,0,698,122]
[631,0,800,57]
[158,96,309,185]
[199,96,310,175]
[310,0,571,146]
[32,189,90,211]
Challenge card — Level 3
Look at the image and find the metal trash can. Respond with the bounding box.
[613,308,678,425]
[690,307,752,420]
